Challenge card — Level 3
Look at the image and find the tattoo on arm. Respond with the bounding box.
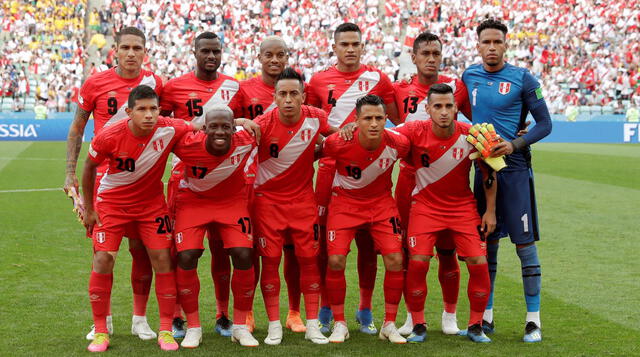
[66,107,91,175]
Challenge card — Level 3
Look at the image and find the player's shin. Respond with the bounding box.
[517,244,541,326]
[405,259,429,325]
[355,232,377,311]
[89,271,113,334]
[130,247,152,316]
[437,251,460,313]
[485,242,499,322]
[176,267,201,328]
[297,256,321,320]
[467,263,491,327]
[325,267,347,322]
[210,238,231,319]
[231,267,255,325]
[155,272,178,332]
[284,248,301,312]
[383,270,404,323]
[260,256,282,322]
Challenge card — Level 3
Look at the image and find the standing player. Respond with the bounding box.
[396,84,495,343]
[64,26,161,341]
[171,106,259,348]
[236,36,306,333]
[462,19,552,342]
[306,22,400,334]
[322,95,408,344]
[159,31,242,337]
[393,31,472,336]
[252,68,337,345]
[81,85,192,352]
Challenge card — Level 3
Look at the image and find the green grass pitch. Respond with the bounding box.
[0,142,638,356]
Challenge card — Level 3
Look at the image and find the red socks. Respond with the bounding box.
[284,248,301,312]
[129,247,152,316]
[209,237,230,319]
[467,263,491,326]
[176,267,200,328]
[155,271,177,331]
[260,256,281,321]
[355,231,377,310]
[437,252,460,314]
[232,267,255,325]
[298,256,321,320]
[318,225,330,309]
[325,268,346,322]
[383,270,404,322]
[405,260,429,325]
[89,271,113,334]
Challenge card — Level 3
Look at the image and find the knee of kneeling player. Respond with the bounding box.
[383,252,403,271]
[328,255,346,271]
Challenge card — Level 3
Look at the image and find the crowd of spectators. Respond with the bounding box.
[1,0,639,115]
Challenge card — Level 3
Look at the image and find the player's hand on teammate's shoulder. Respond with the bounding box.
[338,122,357,141]
[235,118,261,142]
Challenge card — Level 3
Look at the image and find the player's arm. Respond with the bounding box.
[456,80,472,120]
[380,74,401,125]
[64,106,92,193]
[81,157,101,233]
[234,118,261,142]
[385,100,401,126]
[491,73,552,157]
[478,161,497,236]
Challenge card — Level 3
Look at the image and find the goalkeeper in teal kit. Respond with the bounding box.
[462,19,552,343]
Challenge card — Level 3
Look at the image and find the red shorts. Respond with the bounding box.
[315,157,335,225]
[92,200,173,251]
[394,164,415,231]
[252,194,319,258]
[173,193,253,251]
[407,209,485,257]
[327,195,402,256]
[166,161,184,218]
[90,165,139,240]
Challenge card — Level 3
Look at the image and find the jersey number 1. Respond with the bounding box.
[186,99,203,117]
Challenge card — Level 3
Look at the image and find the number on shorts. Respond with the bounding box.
[521,213,529,233]
[155,215,172,234]
[389,217,402,234]
[237,217,252,234]
[313,224,319,241]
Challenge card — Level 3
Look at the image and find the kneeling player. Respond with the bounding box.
[322,95,409,344]
[82,85,192,352]
[172,106,259,347]
[395,84,496,343]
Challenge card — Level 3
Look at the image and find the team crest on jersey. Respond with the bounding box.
[452,147,464,160]
[221,90,231,101]
[300,129,312,142]
[408,236,416,248]
[358,80,370,92]
[328,230,336,242]
[175,232,183,244]
[258,237,266,248]
[231,154,241,165]
[378,158,392,169]
[498,82,511,95]
[96,232,106,243]
[152,139,165,152]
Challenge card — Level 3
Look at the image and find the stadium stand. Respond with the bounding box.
[0,0,638,116]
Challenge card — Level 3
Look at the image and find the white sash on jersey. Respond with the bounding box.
[412,134,470,196]
[405,79,456,122]
[191,79,240,128]
[264,101,277,113]
[328,71,381,128]
[98,126,175,194]
[180,144,253,192]
[103,75,158,129]
[332,142,398,190]
[254,117,320,188]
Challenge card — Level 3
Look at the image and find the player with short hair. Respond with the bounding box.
[81,85,193,352]
[393,31,472,336]
[160,31,242,337]
[306,22,400,335]
[236,36,306,333]
[462,19,552,343]
[322,94,408,344]
[252,68,337,345]
[396,83,496,343]
[171,105,259,348]
[65,26,161,341]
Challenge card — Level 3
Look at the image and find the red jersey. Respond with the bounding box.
[394,120,477,217]
[253,105,332,201]
[323,129,410,208]
[306,64,395,128]
[173,129,256,200]
[237,76,277,119]
[88,117,193,206]
[160,71,241,126]
[393,75,471,123]
[78,67,163,135]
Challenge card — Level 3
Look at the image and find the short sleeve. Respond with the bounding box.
[317,109,332,136]
[304,76,322,107]
[77,79,95,112]
[321,133,338,158]
[153,74,164,97]
[88,133,110,164]
[454,79,472,120]
[378,72,396,105]
[159,79,175,113]
[228,89,244,118]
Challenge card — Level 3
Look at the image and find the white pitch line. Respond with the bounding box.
[0,188,62,193]
[0,157,64,161]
